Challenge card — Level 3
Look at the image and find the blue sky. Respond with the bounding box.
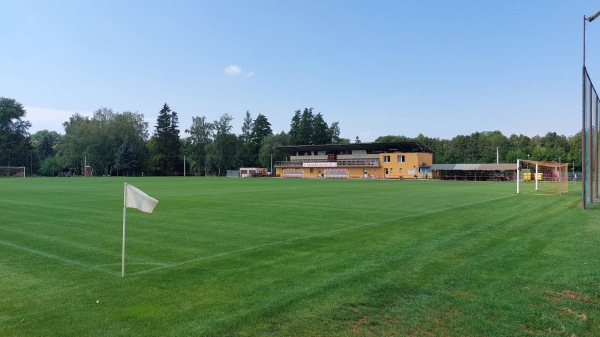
[2,0,600,142]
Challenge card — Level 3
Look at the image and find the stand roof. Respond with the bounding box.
[277,142,433,154]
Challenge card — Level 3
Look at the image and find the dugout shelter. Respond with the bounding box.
[239,167,267,177]
[275,142,433,179]
[431,163,517,181]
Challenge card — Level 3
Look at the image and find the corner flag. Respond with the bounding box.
[125,183,158,213]
[122,183,158,277]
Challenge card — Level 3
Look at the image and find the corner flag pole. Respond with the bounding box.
[121,183,158,278]
[122,183,128,277]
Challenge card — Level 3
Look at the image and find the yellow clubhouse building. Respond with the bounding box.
[274,142,433,179]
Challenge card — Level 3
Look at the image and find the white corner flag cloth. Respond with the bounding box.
[124,183,158,213]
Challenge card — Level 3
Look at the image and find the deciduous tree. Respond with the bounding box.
[0,97,32,167]
[258,132,289,172]
[58,108,148,176]
[205,113,241,175]
[185,116,214,175]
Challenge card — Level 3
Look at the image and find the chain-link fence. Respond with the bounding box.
[582,67,600,208]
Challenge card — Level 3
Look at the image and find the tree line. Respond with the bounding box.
[376,131,581,169]
[0,96,583,177]
[0,98,345,176]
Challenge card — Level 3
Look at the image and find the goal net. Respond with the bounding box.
[516,160,568,195]
[0,166,26,178]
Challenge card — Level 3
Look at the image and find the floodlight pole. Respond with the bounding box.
[584,15,587,67]
[584,11,600,67]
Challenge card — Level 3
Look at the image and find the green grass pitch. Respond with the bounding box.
[1,177,598,336]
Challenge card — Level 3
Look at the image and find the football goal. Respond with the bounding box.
[516,160,568,195]
[0,166,26,178]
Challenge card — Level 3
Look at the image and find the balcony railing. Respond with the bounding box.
[337,159,380,166]
[275,159,380,167]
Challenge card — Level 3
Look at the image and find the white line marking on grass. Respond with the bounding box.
[0,226,174,275]
[97,262,172,268]
[132,194,515,276]
[0,239,121,276]
[0,226,120,258]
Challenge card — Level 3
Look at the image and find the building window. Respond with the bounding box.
[384,155,391,163]
[397,155,405,163]
[310,168,314,174]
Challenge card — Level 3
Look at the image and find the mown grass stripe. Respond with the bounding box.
[0,178,597,336]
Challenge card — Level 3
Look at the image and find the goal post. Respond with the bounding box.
[0,166,26,178]
[516,160,568,195]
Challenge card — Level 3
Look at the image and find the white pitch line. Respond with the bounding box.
[131,194,515,276]
[0,239,120,276]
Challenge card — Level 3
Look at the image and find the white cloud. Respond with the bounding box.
[224,65,255,77]
[224,65,242,75]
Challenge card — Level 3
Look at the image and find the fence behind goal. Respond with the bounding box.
[516,160,568,195]
[583,67,600,208]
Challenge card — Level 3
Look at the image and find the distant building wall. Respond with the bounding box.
[275,152,433,179]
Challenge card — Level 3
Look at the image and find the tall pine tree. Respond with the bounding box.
[114,139,138,176]
[298,108,314,145]
[250,114,272,166]
[289,110,301,145]
[152,103,182,175]
[312,113,329,145]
